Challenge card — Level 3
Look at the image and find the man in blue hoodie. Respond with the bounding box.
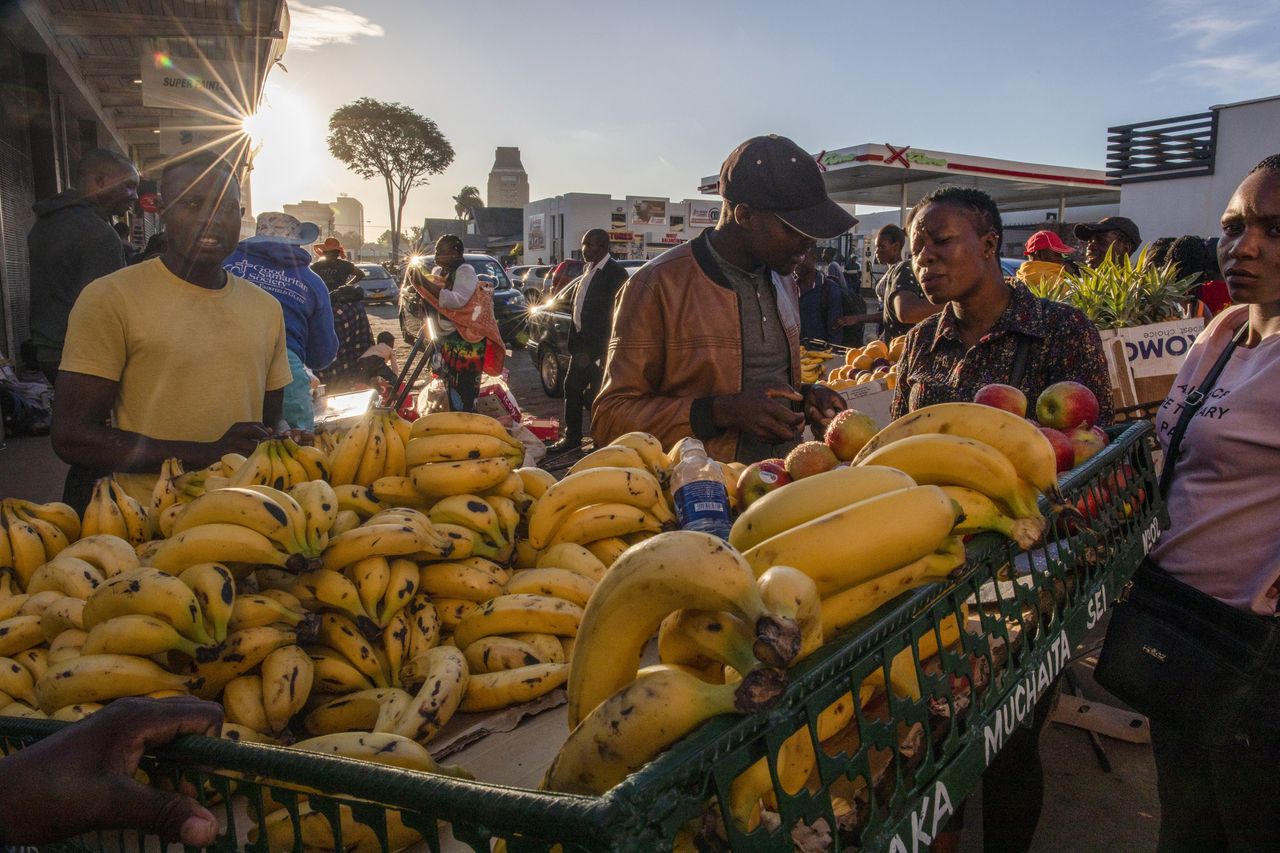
[223,212,338,429]
[27,149,139,383]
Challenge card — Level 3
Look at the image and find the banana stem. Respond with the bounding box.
[751,615,802,669]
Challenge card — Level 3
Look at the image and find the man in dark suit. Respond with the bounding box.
[549,228,628,454]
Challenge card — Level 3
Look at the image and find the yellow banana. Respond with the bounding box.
[179,562,235,644]
[9,505,70,561]
[462,636,545,673]
[147,523,291,575]
[728,465,917,552]
[19,590,63,615]
[12,647,48,683]
[854,401,1060,496]
[584,537,629,567]
[527,467,666,549]
[409,411,522,449]
[347,556,391,624]
[327,413,373,486]
[222,674,271,733]
[607,432,670,478]
[390,645,469,744]
[48,629,87,664]
[4,512,48,588]
[857,433,1043,519]
[290,480,340,554]
[453,594,583,650]
[333,483,386,519]
[192,626,298,699]
[940,485,1044,549]
[80,613,205,659]
[293,440,331,482]
[0,592,27,623]
[515,466,558,499]
[59,535,140,578]
[432,597,478,632]
[371,475,434,510]
[509,633,567,665]
[83,567,215,645]
[546,664,781,795]
[536,543,607,583]
[504,568,596,608]
[107,479,150,546]
[820,538,967,639]
[377,558,420,627]
[226,441,274,487]
[353,412,389,487]
[34,653,196,713]
[261,644,314,734]
[156,503,184,540]
[567,530,802,729]
[460,662,568,712]
[321,522,435,573]
[742,485,959,597]
[50,702,103,723]
[406,433,522,467]
[38,596,85,642]
[381,609,411,683]
[290,569,375,631]
[313,613,390,687]
[410,456,512,497]
[13,500,81,543]
[567,445,646,476]
[418,561,505,603]
[545,503,664,548]
[757,565,824,662]
[304,687,409,735]
[227,593,308,632]
[512,537,541,569]
[0,656,37,706]
[274,440,310,489]
[428,495,506,546]
[403,593,440,661]
[26,557,106,599]
[658,610,756,682]
[309,649,377,694]
[382,415,408,480]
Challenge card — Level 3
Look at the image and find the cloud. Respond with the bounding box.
[1168,14,1254,51]
[287,2,384,51]
[1180,54,1280,90]
[1155,1,1280,92]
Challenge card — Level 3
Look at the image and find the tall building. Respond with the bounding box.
[487,147,529,208]
[282,200,336,238]
[331,195,364,241]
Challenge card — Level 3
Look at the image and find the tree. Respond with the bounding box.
[338,231,364,255]
[453,185,484,221]
[327,98,454,264]
[376,229,410,250]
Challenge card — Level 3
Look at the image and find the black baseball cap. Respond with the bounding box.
[1073,216,1141,245]
[719,135,857,240]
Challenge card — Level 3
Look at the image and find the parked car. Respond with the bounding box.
[618,259,647,273]
[548,259,585,296]
[355,263,397,304]
[511,264,554,303]
[525,277,579,397]
[398,254,529,346]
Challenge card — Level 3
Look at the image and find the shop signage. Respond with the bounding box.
[660,233,683,244]
[817,149,858,170]
[688,201,719,227]
[628,196,667,227]
[141,57,243,115]
[527,214,545,251]
[607,231,634,242]
[906,151,948,168]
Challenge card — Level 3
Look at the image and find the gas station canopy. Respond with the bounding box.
[700,143,1119,219]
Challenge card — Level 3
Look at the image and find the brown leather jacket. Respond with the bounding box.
[591,231,801,462]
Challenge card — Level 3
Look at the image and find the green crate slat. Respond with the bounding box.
[0,422,1159,852]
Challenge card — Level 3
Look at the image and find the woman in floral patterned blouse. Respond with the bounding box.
[890,186,1113,425]
[899,187,1114,853]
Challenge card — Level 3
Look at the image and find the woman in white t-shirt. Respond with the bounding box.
[1141,155,1280,851]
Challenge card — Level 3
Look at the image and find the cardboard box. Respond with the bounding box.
[1099,318,1204,409]
[838,380,896,429]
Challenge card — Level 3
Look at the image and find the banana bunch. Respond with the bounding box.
[226,437,331,491]
[801,347,835,384]
[526,466,673,551]
[220,644,314,737]
[406,411,523,497]
[320,508,453,575]
[566,530,803,730]
[328,409,412,487]
[80,478,150,548]
[147,485,323,576]
[0,498,81,588]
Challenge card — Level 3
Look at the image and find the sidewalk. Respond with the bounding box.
[0,434,67,503]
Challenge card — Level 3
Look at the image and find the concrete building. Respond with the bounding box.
[521,194,718,265]
[0,0,287,362]
[1112,95,1280,241]
[282,200,337,239]
[487,147,529,209]
[331,194,364,241]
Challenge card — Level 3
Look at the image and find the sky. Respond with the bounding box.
[246,0,1280,239]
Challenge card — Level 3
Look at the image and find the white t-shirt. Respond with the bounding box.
[432,264,478,335]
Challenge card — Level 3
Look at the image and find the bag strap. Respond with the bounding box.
[1160,322,1249,499]
[1008,334,1032,389]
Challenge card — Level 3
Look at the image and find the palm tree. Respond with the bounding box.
[453,186,485,221]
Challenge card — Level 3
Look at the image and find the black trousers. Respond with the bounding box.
[561,351,603,441]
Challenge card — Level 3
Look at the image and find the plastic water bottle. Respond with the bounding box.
[670,440,732,540]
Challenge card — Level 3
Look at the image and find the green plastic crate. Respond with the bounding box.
[0,422,1161,852]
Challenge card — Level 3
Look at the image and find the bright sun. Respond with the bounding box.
[238,79,328,213]
[240,110,269,151]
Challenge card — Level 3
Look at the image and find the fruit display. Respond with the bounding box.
[816,336,908,391]
[971,379,1110,472]
[1028,244,1201,329]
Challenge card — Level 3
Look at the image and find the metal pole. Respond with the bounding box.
[900,179,908,228]
[1058,191,1066,229]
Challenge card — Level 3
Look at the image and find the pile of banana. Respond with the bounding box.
[0,498,82,586]
[800,346,836,384]
[327,409,410,487]
[222,437,332,491]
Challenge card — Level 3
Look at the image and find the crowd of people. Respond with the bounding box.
[4,131,1278,850]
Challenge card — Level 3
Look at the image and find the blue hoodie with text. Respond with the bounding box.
[223,240,339,370]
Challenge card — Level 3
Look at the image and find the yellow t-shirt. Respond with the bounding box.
[61,258,292,501]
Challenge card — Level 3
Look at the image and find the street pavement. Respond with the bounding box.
[0,300,1161,851]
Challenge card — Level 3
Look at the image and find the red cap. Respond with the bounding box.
[1024,230,1074,256]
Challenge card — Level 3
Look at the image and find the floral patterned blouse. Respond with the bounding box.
[890,283,1114,424]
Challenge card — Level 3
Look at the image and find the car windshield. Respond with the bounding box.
[360,266,391,280]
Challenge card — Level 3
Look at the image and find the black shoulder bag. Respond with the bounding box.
[1094,322,1280,749]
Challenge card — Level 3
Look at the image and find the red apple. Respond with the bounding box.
[824,409,878,461]
[785,441,840,480]
[974,383,1027,418]
[1069,424,1108,467]
[737,459,791,508]
[1038,427,1075,472]
[1035,381,1100,430]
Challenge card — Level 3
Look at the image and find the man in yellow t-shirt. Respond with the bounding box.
[1015,229,1076,291]
[52,151,292,507]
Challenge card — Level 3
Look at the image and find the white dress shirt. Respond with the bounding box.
[572,254,609,332]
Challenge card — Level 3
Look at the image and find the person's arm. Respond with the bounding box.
[78,222,127,289]
[0,697,222,846]
[801,382,846,430]
[891,289,944,325]
[51,371,269,472]
[824,281,843,343]
[438,265,478,310]
[344,261,366,287]
[263,388,284,429]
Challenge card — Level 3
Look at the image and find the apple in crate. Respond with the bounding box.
[1038,426,1075,473]
[1035,381,1099,430]
[973,383,1027,418]
[1069,424,1109,467]
[737,459,791,508]
[824,409,878,461]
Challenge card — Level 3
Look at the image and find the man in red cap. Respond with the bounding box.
[1015,229,1076,289]
[593,134,853,463]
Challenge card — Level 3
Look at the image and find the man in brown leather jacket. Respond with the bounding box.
[592,135,853,463]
